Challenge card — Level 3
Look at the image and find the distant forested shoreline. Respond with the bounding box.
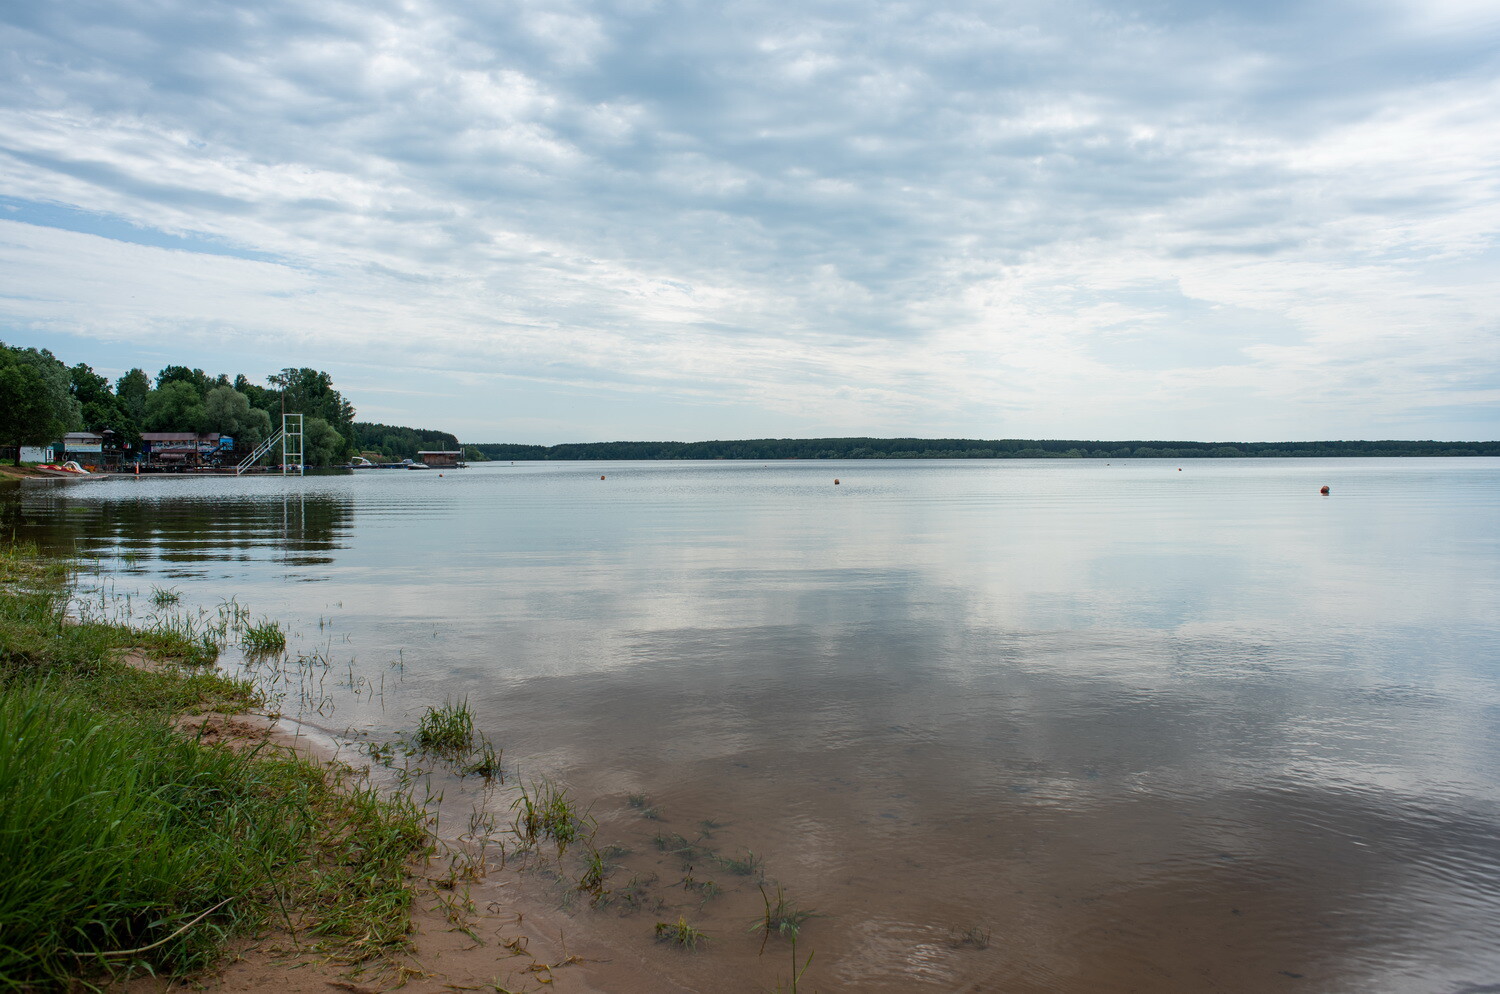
[467,437,1500,461]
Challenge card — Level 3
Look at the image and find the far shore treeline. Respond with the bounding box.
[0,340,458,465]
[470,437,1500,461]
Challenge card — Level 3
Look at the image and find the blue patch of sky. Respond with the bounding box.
[0,196,279,264]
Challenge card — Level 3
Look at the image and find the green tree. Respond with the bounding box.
[69,363,134,440]
[274,368,355,432]
[0,343,80,464]
[203,385,272,448]
[144,381,207,432]
[116,368,150,422]
[301,416,348,466]
[232,373,278,416]
[155,365,212,398]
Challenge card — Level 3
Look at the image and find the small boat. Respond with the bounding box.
[405,459,430,470]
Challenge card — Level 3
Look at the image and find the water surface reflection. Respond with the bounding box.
[4,460,1498,993]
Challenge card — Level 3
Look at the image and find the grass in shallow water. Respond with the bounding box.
[415,696,475,755]
[0,544,431,989]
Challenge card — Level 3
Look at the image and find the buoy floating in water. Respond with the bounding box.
[600,475,606,480]
[1320,485,1330,495]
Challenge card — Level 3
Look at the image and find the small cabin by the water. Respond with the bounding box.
[417,450,464,468]
[62,431,118,470]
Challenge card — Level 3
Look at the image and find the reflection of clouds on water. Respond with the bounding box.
[8,459,1500,991]
[490,619,1500,991]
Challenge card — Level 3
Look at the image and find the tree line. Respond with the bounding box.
[0,341,456,466]
[469,436,1500,461]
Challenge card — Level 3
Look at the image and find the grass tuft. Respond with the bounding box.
[241,618,287,654]
[627,792,662,819]
[652,831,716,867]
[717,848,764,877]
[415,697,474,755]
[512,778,592,854]
[654,915,708,950]
[459,735,504,781]
[752,884,821,946]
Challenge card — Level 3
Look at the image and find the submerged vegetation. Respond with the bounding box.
[512,777,592,854]
[654,915,709,950]
[752,884,821,945]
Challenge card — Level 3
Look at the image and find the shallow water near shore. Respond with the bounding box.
[7,458,1500,992]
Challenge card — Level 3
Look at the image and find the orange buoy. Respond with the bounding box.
[1320,485,1330,495]
[834,478,840,485]
[600,475,606,480]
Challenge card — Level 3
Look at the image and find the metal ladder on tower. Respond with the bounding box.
[235,413,305,476]
[281,413,303,476]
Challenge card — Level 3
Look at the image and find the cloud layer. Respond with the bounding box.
[2,0,1498,441]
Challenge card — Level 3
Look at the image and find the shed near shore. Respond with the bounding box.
[417,450,463,468]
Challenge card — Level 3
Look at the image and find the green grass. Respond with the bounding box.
[415,697,474,755]
[717,848,764,878]
[459,735,503,781]
[150,585,181,607]
[652,831,717,867]
[0,544,432,988]
[752,884,821,945]
[241,618,287,654]
[577,846,611,906]
[680,872,722,901]
[511,778,592,854]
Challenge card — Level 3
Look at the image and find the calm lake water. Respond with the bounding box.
[7,458,1500,993]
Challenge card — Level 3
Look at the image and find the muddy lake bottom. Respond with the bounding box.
[8,458,1500,993]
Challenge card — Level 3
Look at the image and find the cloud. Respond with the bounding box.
[1,0,1497,441]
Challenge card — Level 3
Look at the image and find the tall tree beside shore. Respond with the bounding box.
[203,385,272,448]
[302,416,347,466]
[155,365,216,398]
[116,368,150,423]
[268,367,355,462]
[0,343,80,464]
[69,363,137,443]
[143,381,207,432]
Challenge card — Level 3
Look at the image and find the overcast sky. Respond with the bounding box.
[3,0,1498,443]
